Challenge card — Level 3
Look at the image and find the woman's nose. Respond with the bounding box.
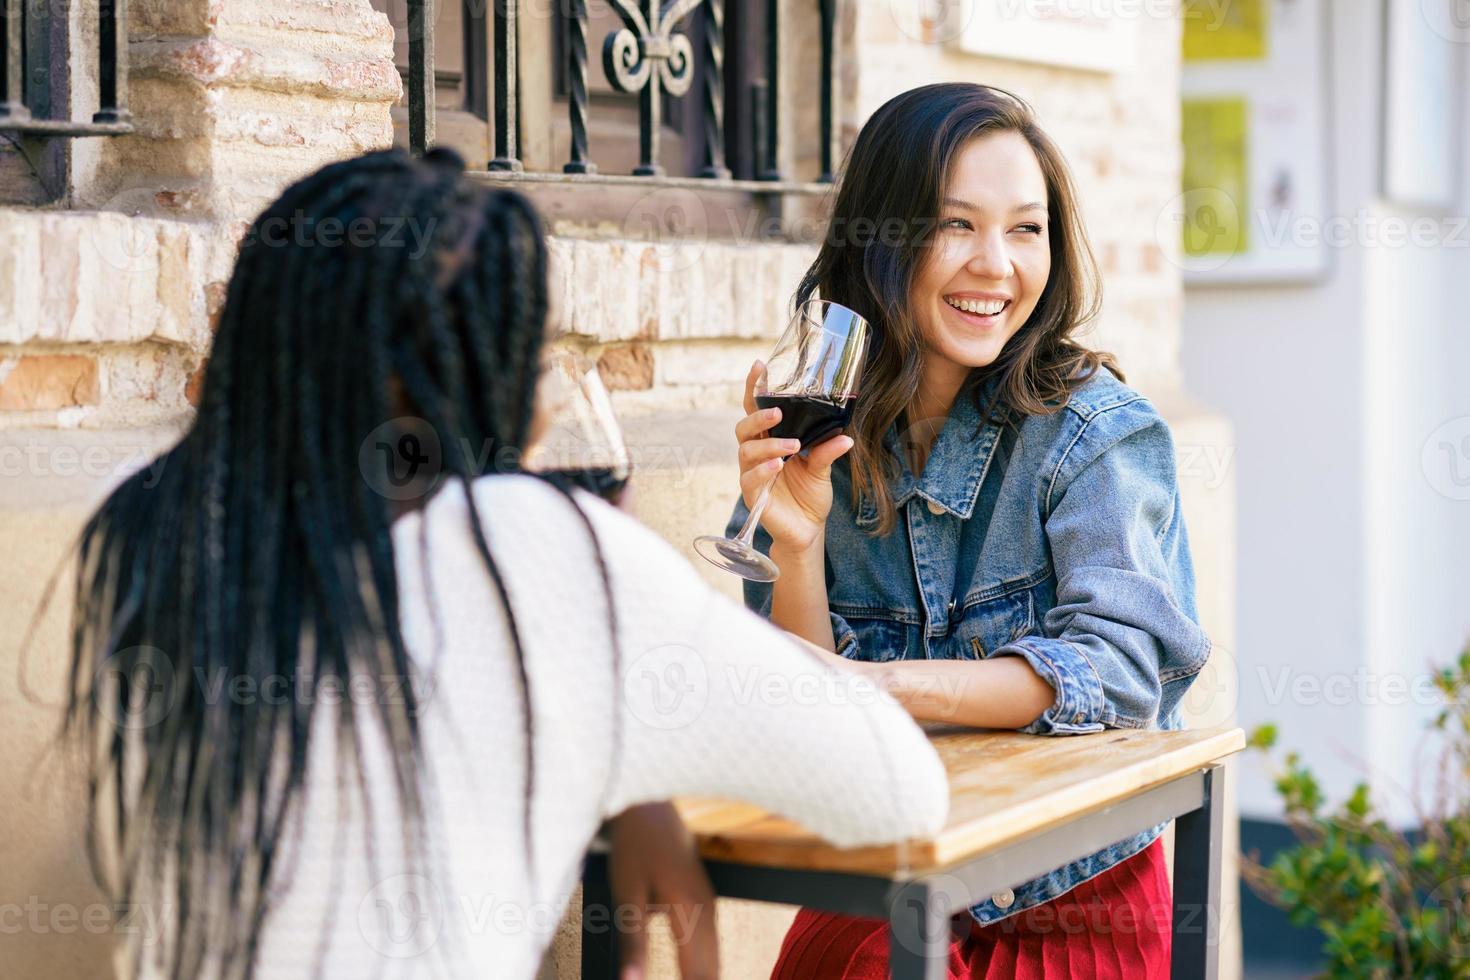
[964,233,1011,280]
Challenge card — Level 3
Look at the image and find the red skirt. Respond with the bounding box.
[770,837,1171,979]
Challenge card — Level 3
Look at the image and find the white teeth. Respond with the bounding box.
[946,296,1009,316]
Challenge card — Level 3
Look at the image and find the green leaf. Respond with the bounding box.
[1248,722,1279,750]
[1346,783,1371,818]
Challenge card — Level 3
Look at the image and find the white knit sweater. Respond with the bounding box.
[127,475,950,979]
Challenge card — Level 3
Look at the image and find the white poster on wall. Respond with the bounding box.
[1383,0,1460,209]
[1174,0,1331,284]
[948,1,1139,74]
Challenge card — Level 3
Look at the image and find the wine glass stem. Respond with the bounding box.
[735,473,777,547]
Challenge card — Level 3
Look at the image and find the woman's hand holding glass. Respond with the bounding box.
[734,360,854,556]
[695,299,868,581]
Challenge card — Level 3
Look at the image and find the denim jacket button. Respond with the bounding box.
[992,888,1015,909]
[925,498,945,516]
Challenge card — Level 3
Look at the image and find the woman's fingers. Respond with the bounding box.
[737,436,799,470]
[672,889,720,980]
[615,886,650,980]
[734,405,780,442]
[738,456,783,498]
[741,360,764,416]
[806,434,855,478]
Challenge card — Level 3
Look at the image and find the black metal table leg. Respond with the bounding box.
[888,881,951,980]
[581,851,619,979]
[1171,765,1224,980]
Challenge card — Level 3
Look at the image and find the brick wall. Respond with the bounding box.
[0,0,399,429]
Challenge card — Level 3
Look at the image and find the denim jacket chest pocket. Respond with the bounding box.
[825,605,921,663]
[951,585,1037,661]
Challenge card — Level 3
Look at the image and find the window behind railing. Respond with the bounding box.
[399,0,841,200]
[0,0,133,136]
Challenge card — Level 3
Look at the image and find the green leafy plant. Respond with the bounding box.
[1243,643,1470,979]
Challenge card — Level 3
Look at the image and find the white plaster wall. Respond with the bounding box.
[1182,0,1470,825]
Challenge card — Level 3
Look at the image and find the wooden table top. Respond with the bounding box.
[676,725,1245,876]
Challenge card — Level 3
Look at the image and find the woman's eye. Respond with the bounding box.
[940,217,971,231]
[1016,223,1044,235]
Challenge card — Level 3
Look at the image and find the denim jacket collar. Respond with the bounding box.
[857,373,1004,527]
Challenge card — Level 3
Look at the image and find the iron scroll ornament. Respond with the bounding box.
[602,0,703,175]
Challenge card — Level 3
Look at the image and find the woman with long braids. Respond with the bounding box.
[63,148,949,980]
[726,84,1209,977]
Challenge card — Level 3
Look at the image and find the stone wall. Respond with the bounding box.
[0,0,399,430]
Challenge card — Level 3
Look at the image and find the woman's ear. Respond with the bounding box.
[387,373,413,417]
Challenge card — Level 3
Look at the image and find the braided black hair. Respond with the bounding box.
[61,148,621,980]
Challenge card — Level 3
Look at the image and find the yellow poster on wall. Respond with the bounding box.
[1183,0,1269,61]
[1181,97,1249,257]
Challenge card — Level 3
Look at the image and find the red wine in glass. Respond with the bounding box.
[754,393,856,450]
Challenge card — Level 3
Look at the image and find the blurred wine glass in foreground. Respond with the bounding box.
[525,349,632,506]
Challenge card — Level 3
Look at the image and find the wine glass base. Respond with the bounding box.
[692,535,781,583]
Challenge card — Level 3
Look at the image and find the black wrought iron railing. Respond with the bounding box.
[0,0,134,136]
[406,0,839,193]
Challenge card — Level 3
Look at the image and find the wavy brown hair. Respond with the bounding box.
[795,83,1119,535]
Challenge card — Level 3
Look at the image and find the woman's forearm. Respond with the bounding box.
[763,538,1056,727]
[868,654,1057,729]
[768,540,838,653]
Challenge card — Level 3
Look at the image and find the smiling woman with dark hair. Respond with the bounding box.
[725,83,1211,978]
[62,147,950,980]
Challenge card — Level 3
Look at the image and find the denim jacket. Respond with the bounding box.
[726,367,1210,925]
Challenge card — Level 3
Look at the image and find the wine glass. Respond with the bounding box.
[524,349,633,505]
[693,300,869,582]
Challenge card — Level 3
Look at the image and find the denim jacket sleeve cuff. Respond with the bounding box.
[994,635,1108,735]
[831,610,859,658]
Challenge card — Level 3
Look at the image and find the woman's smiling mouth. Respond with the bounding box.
[944,294,1011,323]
